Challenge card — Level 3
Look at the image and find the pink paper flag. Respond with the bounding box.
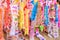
[58,6,60,28]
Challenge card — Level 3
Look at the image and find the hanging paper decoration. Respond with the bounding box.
[34,0,44,32]
[0,6,5,40]
[58,4,60,28]
[48,0,53,38]
[55,3,58,23]
[10,1,19,39]
[18,0,25,31]
[30,0,38,40]
[48,0,55,24]
[4,0,11,33]
[44,0,49,26]
[30,0,38,21]
[53,0,59,38]
[35,0,44,32]
[30,0,35,39]
[24,8,30,35]
[36,1,42,26]
[48,0,59,38]
[3,0,11,39]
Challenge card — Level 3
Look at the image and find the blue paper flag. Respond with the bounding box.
[30,2,38,21]
[44,5,49,26]
[55,4,58,23]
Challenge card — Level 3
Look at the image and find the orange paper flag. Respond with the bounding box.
[0,7,5,40]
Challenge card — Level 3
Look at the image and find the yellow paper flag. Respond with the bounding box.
[24,8,30,35]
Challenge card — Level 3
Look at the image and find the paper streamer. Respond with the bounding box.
[35,1,40,27]
[48,1,58,38]
[24,7,30,35]
[4,0,12,39]
[0,6,5,40]
[30,0,35,39]
[53,0,59,38]
[44,4,49,26]
[35,0,44,27]
[49,0,55,21]
[30,1,38,21]
[4,0,11,32]
[18,1,25,30]
[54,4,59,38]
[35,0,44,32]
[58,5,60,28]
[53,1,59,38]
[30,0,38,40]
[10,0,18,37]
[55,3,58,23]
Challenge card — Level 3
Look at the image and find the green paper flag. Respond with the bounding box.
[39,25,44,32]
